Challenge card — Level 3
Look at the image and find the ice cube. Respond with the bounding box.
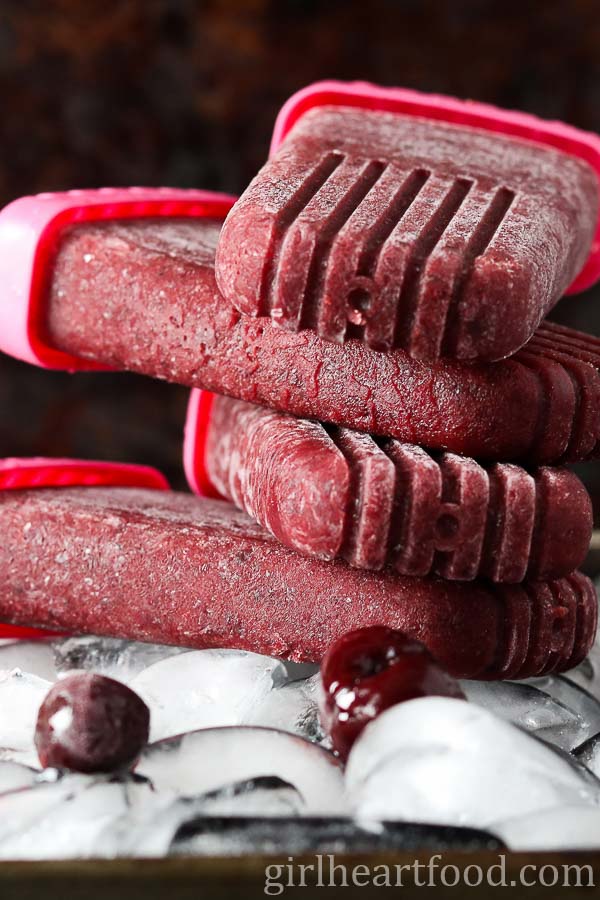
[461,680,592,750]
[251,674,327,745]
[0,773,170,859]
[195,776,304,817]
[283,661,320,682]
[496,805,600,850]
[574,732,600,778]
[130,649,287,742]
[0,669,52,768]
[0,642,57,682]
[53,635,184,685]
[102,777,306,858]
[346,698,598,830]
[138,726,347,815]
[563,608,600,699]
[0,761,38,794]
[520,675,600,744]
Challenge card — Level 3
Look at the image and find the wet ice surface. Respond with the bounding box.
[0,761,38,794]
[0,668,53,767]
[574,732,600,778]
[130,650,288,741]
[461,679,599,751]
[0,772,175,860]
[1,633,600,856]
[251,673,327,745]
[138,726,346,816]
[0,641,57,682]
[346,698,600,838]
[563,603,600,699]
[54,636,185,685]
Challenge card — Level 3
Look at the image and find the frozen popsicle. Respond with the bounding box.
[191,393,592,583]
[0,486,595,679]
[1,190,600,464]
[0,457,169,642]
[216,83,600,361]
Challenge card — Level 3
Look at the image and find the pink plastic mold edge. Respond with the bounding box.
[183,390,222,498]
[0,187,236,370]
[0,457,170,491]
[270,80,600,295]
[0,457,169,640]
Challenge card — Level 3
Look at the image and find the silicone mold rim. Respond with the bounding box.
[0,187,237,370]
[0,457,169,639]
[184,389,222,498]
[0,457,170,491]
[270,80,600,295]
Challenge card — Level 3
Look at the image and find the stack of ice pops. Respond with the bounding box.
[0,81,599,681]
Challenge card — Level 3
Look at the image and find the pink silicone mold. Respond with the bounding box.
[184,390,221,498]
[270,81,600,295]
[0,187,236,369]
[0,457,169,491]
[0,457,169,639]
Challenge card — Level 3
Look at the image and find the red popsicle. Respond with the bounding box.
[0,189,599,464]
[197,394,592,583]
[0,456,169,641]
[43,216,600,465]
[0,487,594,680]
[216,92,599,361]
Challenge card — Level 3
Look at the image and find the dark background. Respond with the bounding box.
[0,0,598,495]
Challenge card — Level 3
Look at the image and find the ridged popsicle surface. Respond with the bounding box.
[216,106,598,360]
[205,395,592,582]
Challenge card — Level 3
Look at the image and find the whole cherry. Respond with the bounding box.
[319,626,465,760]
[35,672,150,773]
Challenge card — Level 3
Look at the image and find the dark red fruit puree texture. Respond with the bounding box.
[206,394,592,582]
[216,106,598,361]
[35,672,149,773]
[46,219,600,465]
[319,626,465,759]
[0,488,595,679]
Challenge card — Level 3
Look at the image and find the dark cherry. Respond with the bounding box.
[319,626,465,760]
[35,672,150,773]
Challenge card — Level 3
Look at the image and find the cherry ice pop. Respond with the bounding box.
[0,486,595,680]
[216,82,600,361]
[192,393,592,583]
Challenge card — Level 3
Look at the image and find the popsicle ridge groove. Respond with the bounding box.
[347,166,431,346]
[394,177,473,349]
[259,150,345,315]
[319,431,570,582]
[518,339,600,461]
[354,168,431,281]
[515,351,579,462]
[565,572,598,669]
[529,324,600,363]
[518,581,554,678]
[537,321,600,355]
[529,328,600,458]
[298,159,388,331]
[441,186,516,356]
[545,355,596,459]
[486,585,530,680]
[546,577,578,672]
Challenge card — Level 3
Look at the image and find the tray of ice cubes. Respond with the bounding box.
[0,583,599,868]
